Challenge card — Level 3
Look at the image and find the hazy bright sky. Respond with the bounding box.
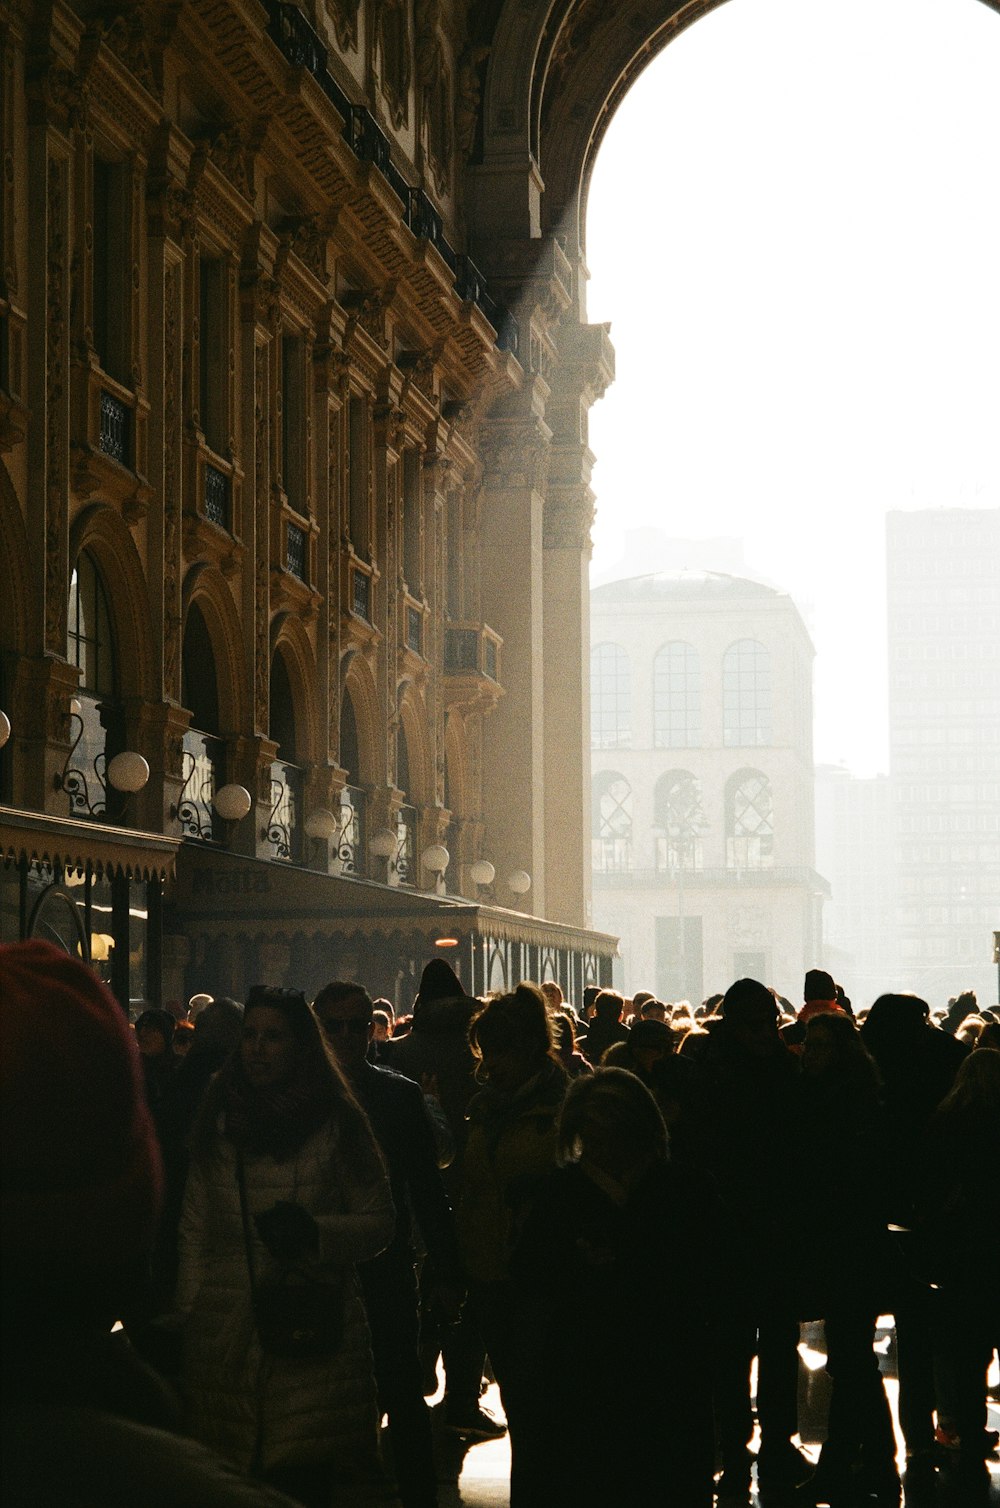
[585,0,1000,777]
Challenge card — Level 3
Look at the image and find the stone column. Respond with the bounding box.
[542,318,614,927]
[477,406,551,914]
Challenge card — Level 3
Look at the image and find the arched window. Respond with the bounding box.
[590,642,631,749]
[723,639,771,746]
[178,603,223,841]
[63,553,120,818]
[653,770,704,872]
[68,552,116,699]
[266,650,302,863]
[181,603,220,737]
[653,641,700,748]
[726,769,774,870]
[591,770,633,873]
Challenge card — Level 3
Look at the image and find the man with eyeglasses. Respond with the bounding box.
[313,981,464,1508]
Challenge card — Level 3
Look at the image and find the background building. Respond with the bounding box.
[814,764,897,1007]
[886,508,1000,1007]
[590,571,827,1003]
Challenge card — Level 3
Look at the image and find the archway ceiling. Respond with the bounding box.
[474,0,1000,247]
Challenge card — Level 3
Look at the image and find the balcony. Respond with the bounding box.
[260,0,518,356]
[592,865,831,893]
[443,623,503,712]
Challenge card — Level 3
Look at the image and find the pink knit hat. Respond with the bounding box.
[0,940,163,1270]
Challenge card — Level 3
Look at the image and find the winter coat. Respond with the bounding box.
[1,1326,298,1508]
[457,1060,567,1285]
[176,1119,394,1475]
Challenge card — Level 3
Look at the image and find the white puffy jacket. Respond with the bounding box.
[176,1120,394,1475]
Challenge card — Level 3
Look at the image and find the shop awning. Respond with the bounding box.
[0,807,181,882]
[170,842,617,958]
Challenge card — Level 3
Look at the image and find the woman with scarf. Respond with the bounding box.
[457,984,568,1506]
[176,985,394,1507]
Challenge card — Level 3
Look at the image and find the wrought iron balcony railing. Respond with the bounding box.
[261,0,517,355]
[177,729,223,842]
[266,760,304,862]
[395,803,417,886]
[335,785,366,877]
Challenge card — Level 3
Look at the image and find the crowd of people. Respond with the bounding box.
[1,940,998,1508]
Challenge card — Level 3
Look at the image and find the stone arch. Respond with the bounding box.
[180,565,248,736]
[476,0,1000,258]
[269,613,320,765]
[397,680,433,808]
[0,461,35,657]
[69,503,153,700]
[340,648,380,786]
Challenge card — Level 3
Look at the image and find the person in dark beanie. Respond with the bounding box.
[0,940,299,1508]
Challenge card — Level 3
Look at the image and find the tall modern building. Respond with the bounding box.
[589,571,827,1002]
[886,509,1000,1006]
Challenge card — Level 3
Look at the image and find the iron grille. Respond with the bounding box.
[406,606,422,654]
[204,464,230,529]
[352,570,370,620]
[99,391,129,465]
[286,523,308,581]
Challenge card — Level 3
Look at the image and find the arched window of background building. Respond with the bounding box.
[726,768,774,870]
[653,770,705,872]
[653,641,700,748]
[590,642,631,749]
[63,552,120,818]
[267,650,302,862]
[723,638,772,746]
[591,770,633,873]
[179,603,223,841]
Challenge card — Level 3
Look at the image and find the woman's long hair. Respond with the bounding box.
[192,987,382,1174]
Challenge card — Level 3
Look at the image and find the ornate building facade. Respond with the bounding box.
[590,572,828,1002]
[0,0,634,1006]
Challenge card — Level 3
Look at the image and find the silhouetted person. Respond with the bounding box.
[692,978,812,1502]
[795,1013,898,1505]
[0,941,298,1508]
[860,991,970,1469]
[511,1069,717,1507]
[580,988,630,1065]
[314,981,464,1508]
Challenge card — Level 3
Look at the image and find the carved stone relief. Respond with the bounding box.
[415,0,451,198]
[376,0,412,131]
